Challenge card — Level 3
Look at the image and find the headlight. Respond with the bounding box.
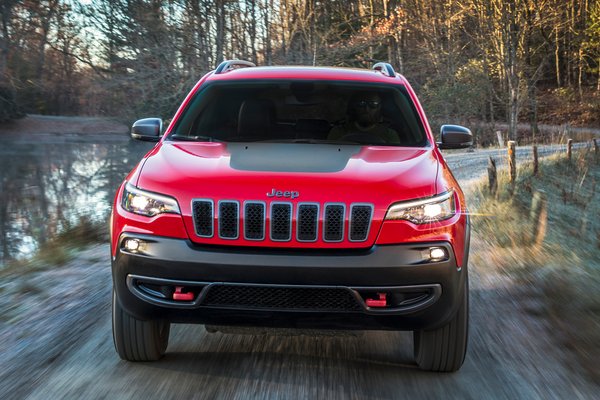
[385,191,455,224]
[121,182,180,217]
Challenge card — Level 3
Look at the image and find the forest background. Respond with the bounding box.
[1,0,599,145]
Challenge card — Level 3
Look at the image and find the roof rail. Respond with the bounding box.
[215,60,256,74]
[372,62,396,78]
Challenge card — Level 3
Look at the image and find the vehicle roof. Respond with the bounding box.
[205,66,409,85]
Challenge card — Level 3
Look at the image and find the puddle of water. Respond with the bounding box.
[0,140,154,263]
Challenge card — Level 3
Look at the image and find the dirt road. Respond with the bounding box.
[1,144,598,399]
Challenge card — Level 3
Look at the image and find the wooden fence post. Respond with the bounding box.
[496,131,504,148]
[530,190,547,246]
[567,138,573,161]
[487,156,497,195]
[532,145,538,175]
[508,141,516,184]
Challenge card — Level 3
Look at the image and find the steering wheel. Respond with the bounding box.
[339,132,386,145]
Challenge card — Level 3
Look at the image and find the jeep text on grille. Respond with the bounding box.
[266,189,299,199]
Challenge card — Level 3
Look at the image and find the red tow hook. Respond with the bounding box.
[173,286,195,301]
[366,293,387,308]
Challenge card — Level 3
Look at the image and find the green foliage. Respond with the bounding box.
[583,1,600,69]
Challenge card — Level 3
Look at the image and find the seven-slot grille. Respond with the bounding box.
[192,200,373,243]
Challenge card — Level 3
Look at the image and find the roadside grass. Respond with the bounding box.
[0,217,106,323]
[0,217,105,277]
[470,146,600,380]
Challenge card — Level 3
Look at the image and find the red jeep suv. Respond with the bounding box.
[111,61,472,372]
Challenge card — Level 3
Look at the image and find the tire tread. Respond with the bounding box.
[414,276,468,372]
[112,290,169,362]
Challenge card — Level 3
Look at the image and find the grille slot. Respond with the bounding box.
[244,202,265,240]
[297,204,319,241]
[270,203,292,241]
[324,204,345,242]
[203,285,362,311]
[192,200,214,237]
[349,205,373,242]
[218,201,239,239]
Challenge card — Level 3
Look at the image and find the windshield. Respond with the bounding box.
[169,80,429,146]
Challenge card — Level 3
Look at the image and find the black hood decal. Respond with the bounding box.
[228,143,361,173]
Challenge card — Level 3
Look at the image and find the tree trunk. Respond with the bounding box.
[0,176,10,261]
[524,5,538,142]
[0,2,13,79]
[506,1,520,141]
[264,0,273,65]
[215,0,225,64]
[555,23,561,87]
[249,0,258,64]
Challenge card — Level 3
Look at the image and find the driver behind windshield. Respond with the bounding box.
[327,92,400,144]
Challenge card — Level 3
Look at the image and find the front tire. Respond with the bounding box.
[112,289,170,361]
[413,275,469,372]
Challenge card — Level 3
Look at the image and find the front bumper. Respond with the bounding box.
[112,233,468,331]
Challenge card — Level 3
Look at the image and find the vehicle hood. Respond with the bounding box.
[136,142,439,213]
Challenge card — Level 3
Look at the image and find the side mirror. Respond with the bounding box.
[131,118,163,142]
[437,125,473,149]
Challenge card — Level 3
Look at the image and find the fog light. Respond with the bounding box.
[429,247,447,261]
[124,239,140,252]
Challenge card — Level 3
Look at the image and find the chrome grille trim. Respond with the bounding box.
[323,203,346,242]
[270,202,293,241]
[191,199,214,238]
[349,203,374,242]
[218,200,240,239]
[243,201,266,241]
[296,202,320,242]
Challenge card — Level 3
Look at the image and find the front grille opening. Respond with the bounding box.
[193,200,214,237]
[297,204,318,241]
[350,205,373,242]
[194,199,373,244]
[203,285,362,311]
[271,203,292,241]
[324,204,344,242]
[244,202,265,240]
[219,201,239,239]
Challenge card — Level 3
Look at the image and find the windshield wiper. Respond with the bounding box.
[169,134,221,142]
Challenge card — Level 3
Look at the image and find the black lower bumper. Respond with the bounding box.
[112,233,468,331]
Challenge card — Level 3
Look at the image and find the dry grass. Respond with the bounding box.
[470,145,600,380]
[0,217,105,277]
